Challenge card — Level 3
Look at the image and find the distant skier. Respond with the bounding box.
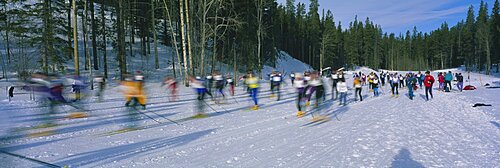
[380,71,386,86]
[353,75,362,101]
[189,76,208,118]
[94,74,106,102]
[444,71,453,92]
[271,71,282,101]
[406,73,417,100]
[423,71,435,101]
[399,74,405,88]
[214,71,226,103]
[226,75,235,96]
[337,78,348,106]
[162,76,177,102]
[293,73,307,117]
[391,73,399,97]
[373,76,380,97]
[290,72,295,85]
[438,72,445,91]
[245,72,259,110]
[308,71,325,108]
[456,73,464,92]
[416,71,423,88]
[331,70,339,100]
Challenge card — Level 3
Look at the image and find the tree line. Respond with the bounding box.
[0,0,499,83]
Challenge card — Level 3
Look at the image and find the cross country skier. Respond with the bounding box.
[337,77,348,106]
[368,72,375,91]
[399,74,405,88]
[438,72,445,91]
[308,71,325,108]
[444,71,453,92]
[456,73,464,92]
[162,76,177,102]
[361,73,367,86]
[406,73,417,100]
[271,71,282,101]
[214,71,226,103]
[290,72,295,85]
[28,73,55,129]
[94,74,106,102]
[391,73,400,97]
[416,71,423,88]
[331,70,339,100]
[245,72,260,110]
[189,76,208,118]
[353,75,362,101]
[294,73,307,117]
[206,73,214,97]
[380,71,386,86]
[118,75,142,129]
[423,71,435,101]
[373,76,380,97]
[227,75,235,96]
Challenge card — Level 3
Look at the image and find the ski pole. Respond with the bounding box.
[0,150,63,168]
[202,100,219,113]
[143,109,181,125]
[133,107,163,124]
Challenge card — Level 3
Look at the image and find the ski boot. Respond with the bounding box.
[296,111,305,118]
[270,94,275,98]
[67,112,87,119]
[192,113,208,118]
[252,105,259,110]
[305,101,311,107]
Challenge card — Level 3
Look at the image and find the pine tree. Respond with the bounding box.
[491,0,500,72]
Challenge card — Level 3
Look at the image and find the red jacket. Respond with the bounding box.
[424,75,435,88]
[438,75,444,83]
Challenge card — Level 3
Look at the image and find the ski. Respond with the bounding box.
[98,127,145,137]
[0,150,63,168]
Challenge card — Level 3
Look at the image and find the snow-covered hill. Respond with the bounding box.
[262,51,313,76]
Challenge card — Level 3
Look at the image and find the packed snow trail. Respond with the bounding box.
[0,71,499,167]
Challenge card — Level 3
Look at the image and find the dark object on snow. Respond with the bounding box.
[484,83,490,86]
[463,85,476,90]
[472,103,492,107]
[8,86,14,97]
[486,86,500,89]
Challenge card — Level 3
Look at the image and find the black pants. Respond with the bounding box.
[315,85,324,106]
[425,87,433,100]
[272,83,281,100]
[297,91,306,111]
[392,83,399,95]
[399,81,404,88]
[355,88,362,101]
[445,80,452,91]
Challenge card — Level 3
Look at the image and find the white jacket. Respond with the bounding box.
[337,81,348,93]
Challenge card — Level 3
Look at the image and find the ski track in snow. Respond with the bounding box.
[0,70,499,167]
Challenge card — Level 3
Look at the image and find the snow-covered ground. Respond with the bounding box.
[0,66,498,167]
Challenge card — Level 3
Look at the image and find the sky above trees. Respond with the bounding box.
[277,0,496,34]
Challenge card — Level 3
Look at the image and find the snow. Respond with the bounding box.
[0,64,499,167]
[262,51,313,76]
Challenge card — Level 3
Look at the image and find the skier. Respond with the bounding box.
[406,73,417,100]
[162,76,177,102]
[206,74,214,97]
[293,73,307,117]
[416,71,423,88]
[271,71,282,101]
[123,72,147,110]
[423,71,435,101]
[337,78,348,106]
[361,73,367,86]
[444,71,453,92]
[226,75,235,96]
[399,74,405,88]
[456,73,464,92]
[331,70,339,100]
[438,72,445,91]
[189,76,208,118]
[380,71,386,86]
[391,73,400,97]
[94,74,106,102]
[373,76,380,97]
[245,72,259,110]
[353,75,362,101]
[308,71,325,108]
[70,75,85,102]
[368,72,375,90]
[214,71,226,103]
[290,72,295,85]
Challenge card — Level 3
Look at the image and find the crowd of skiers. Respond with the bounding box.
[21,67,471,135]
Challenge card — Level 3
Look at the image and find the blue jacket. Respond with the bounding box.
[444,73,453,81]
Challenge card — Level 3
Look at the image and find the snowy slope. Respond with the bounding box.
[0,66,499,167]
[262,51,313,76]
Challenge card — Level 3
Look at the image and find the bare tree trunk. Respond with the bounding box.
[210,5,218,74]
[486,39,491,75]
[184,0,194,75]
[72,0,79,76]
[90,0,98,70]
[152,0,159,69]
[162,0,183,79]
[117,0,127,79]
[83,0,89,70]
[179,0,189,84]
[101,4,108,78]
[256,0,263,79]
[67,0,73,60]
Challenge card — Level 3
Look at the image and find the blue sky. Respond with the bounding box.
[276,0,496,34]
